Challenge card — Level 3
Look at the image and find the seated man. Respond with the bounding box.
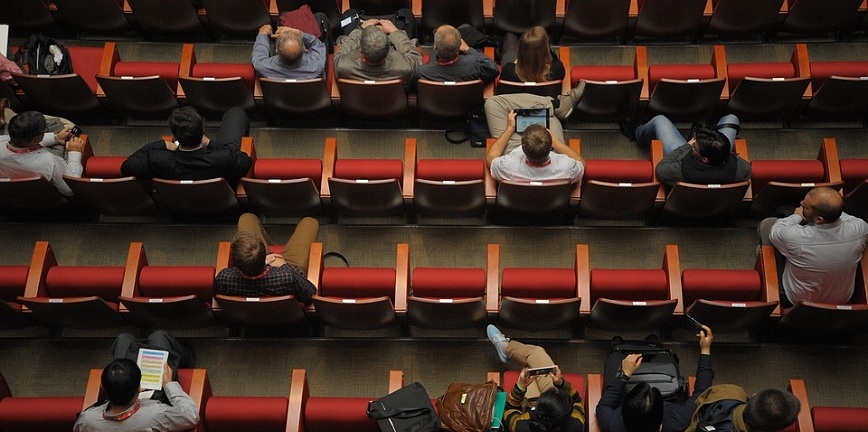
[415,24,499,84]
[333,18,422,92]
[0,110,83,196]
[214,213,319,304]
[485,103,584,183]
[252,24,327,80]
[487,325,585,432]
[74,331,198,432]
[623,114,750,187]
[120,106,252,187]
[484,90,585,157]
[686,385,801,432]
[758,186,868,306]
[597,327,714,432]
[1,98,76,157]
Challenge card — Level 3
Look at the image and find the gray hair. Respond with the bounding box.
[360,26,389,65]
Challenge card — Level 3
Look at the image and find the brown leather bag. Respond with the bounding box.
[437,381,499,432]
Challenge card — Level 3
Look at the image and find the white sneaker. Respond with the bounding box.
[486,324,509,363]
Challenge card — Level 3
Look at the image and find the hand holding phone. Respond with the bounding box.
[527,366,556,376]
[684,314,706,335]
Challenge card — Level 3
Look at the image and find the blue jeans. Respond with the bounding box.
[635,114,740,155]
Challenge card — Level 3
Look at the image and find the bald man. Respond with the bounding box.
[758,187,868,305]
[252,24,326,80]
[415,24,499,84]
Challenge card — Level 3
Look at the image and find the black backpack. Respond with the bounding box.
[14,34,73,75]
[614,343,686,401]
[695,399,746,432]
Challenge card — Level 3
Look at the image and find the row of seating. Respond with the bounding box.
[3,239,866,337]
[3,0,867,43]
[6,134,863,225]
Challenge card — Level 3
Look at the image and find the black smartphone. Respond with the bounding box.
[527,366,555,376]
[69,126,82,137]
[684,314,706,334]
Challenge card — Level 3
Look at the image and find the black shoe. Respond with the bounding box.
[618,119,637,141]
[644,334,661,347]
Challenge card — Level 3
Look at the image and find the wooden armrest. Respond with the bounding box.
[486,244,500,315]
[268,0,278,16]
[788,379,815,432]
[484,138,497,201]
[560,46,572,94]
[389,370,404,393]
[395,243,410,314]
[83,369,103,409]
[179,44,195,79]
[650,140,666,202]
[487,371,501,385]
[483,0,494,18]
[186,369,210,429]
[792,44,812,98]
[121,242,147,300]
[321,137,337,198]
[287,369,308,432]
[403,138,416,199]
[757,245,782,317]
[586,374,602,432]
[819,137,841,183]
[735,139,752,201]
[711,45,728,99]
[213,241,232,311]
[663,244,683,315]
[635,46,649,100]
[24,241,56,298]
[307,242,324,291]
[576,244,591,315]
[688,375,696,394]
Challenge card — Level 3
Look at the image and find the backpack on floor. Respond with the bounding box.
[13,34,73,75]
[613,342,686,401]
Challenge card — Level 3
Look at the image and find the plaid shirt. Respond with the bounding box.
[214,265,316,304]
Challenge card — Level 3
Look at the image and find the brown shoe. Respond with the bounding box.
[0,98,8,128]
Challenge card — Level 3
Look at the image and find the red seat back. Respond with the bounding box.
[416,159,484,182]
[681,269,762,306]
[204,396,288,432]
[749,160,827,193]
[590,269,669,303]
[113,61,180,89]
[0,396,85,432]
[45,266,125,300]
[570,65,636,87]
[253,159,323,182]
[501,268,577,298]
[320,268,396,300]
[84,156,126,178]
[333,159,403,182]
[66,46,105,92]
[0,266,28,302]
[811,406,868,431]
[727,62,796,88]
[810,61,868,88]
[138,266,215,302]
[304,397,380,432]
[411,268,486,298]
[192,63,256,90]
[582,160,653,185]
[840,158,868,193]
[648,64,716,91]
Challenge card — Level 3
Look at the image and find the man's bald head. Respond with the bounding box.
[276,30,305,65]
[433,25,461,61]
[803,186,844,223]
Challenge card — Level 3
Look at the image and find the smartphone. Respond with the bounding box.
[69,125,82,137]
[684,314,706,334]
[527,366,555,376]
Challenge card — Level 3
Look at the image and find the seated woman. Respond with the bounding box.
[499,26,565,83]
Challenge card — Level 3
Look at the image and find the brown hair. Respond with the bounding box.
[514,26,552,83]
[231,232,267,276]
[521,124,553,165]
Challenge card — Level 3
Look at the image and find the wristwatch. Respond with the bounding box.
[616,369,631,383]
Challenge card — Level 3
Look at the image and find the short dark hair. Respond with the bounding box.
[231,231,267,276]
[168,106,204,148]
[360,26,390,65]
[529,387,574,432]
[7,111,47,147]
[623,383,663,432]
[101,358,142,407]
[694,126,731,166]
[743,388,801,432]
[521,124,553,165]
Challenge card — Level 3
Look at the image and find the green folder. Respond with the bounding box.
[490,390,508,430]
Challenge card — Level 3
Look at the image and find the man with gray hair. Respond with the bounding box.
[415,24,499,84]
[333,18,421,92]
[252,24,326,80]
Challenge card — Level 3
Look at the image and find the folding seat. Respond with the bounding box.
[0,0,59,33]
[495,244,583,333]
[178,44,257,118]
[126,0,207,37]
[775,0,865,36]
[344,0,411,16]
[11,45,107,120]
[659,181,750,223]
[287,368,403,432]
[118,242,217,330]
[721,45,811,120]
[16,241,127,329]
[580,244,681,332]
[52,0,134,36]
[637,45,727,121]
[568,63,643,121]
[0,176,70,215]
[203,0,271,38]
[576,139,661,223]
[702,0,785,39]
[418,0,485,35]
[96,42,181,120]
[495,80,563,99]
[0,372,85,432]
[240,140,324,218]
[410,138,488,221]
[335,78,409,124]
[322,137,409,221]
[801,58,868,119]
[153,178,242,219]
[680,245,780,333]
[493,179,576,225]
[491,0,558,35]
[0,244,37,329]
[63,147,160,217]
[416,79,485,124]
[840,158,868,220]
[259,77,335,124]
[309,242,407,333]
[561,0,631,41]
[629,0,708,40]
[745,137,843,218]
[812,406,868,432]
[213,241,311,332]
[405,244,497,334]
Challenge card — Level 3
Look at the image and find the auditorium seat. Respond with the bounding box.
[721,45,811,121]
[0,176,70,216]
[202,0,271,38]
[240,138,324,218]
[745,137,843,218]
[153,178,242,219]
[0,371,85,432]
[309,242,407,334]
[637,45,727,121]
[52,0,134,36]
[702,0,785,39]
[178,44,257,118]
[495,79,563,98]
[17,241,127,329]
[568,51,643,121]
[0,0,59,33]
[119,242,217,330]
[126,0,207,37]
[841,158,868,220]
[259,77,335,125]
[629,0,708,41]
[801,56,868,120]
[774,0,865,37]
[418,0,485,36]
[495,244,582,334]
[581,244,681,333]
[812,406,868,432]
[491,0,558,35]
[344,0,410,16]
[0,243,36,329]
[96,42,181,120]
[681,245,780,333]
[416,79,485,124]
[410,138,488,222]
[64,150,160,217]
[335,78,409,124]
[287,368,402,432]
[561,0,630,42]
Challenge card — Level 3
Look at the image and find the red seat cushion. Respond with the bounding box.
[192,63,256,90]
[137,266,215,301]
[67,46,105,93]
[749,160,826,194]
[840,158,868,193]
[681,269,762,306]
[113,61,180,88]
[501,268,577,298]
[321,268,396,299]
[253,159,322,181]
[45,266,125,300]
[0,396,85,431]
[416,159,484,182]
[85,156,126,178]
[590,269,669,303]
[204,396,288,432]
[305,397,380,432]
[811,406,868,431]
[0,266,28,302]
[727,62,796,88]
[648,64,716,91]
[810,61,868,88]
[334,159,403,181]
[411,268,486,298]
[570,65,636,87]
[582,160,653,184]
